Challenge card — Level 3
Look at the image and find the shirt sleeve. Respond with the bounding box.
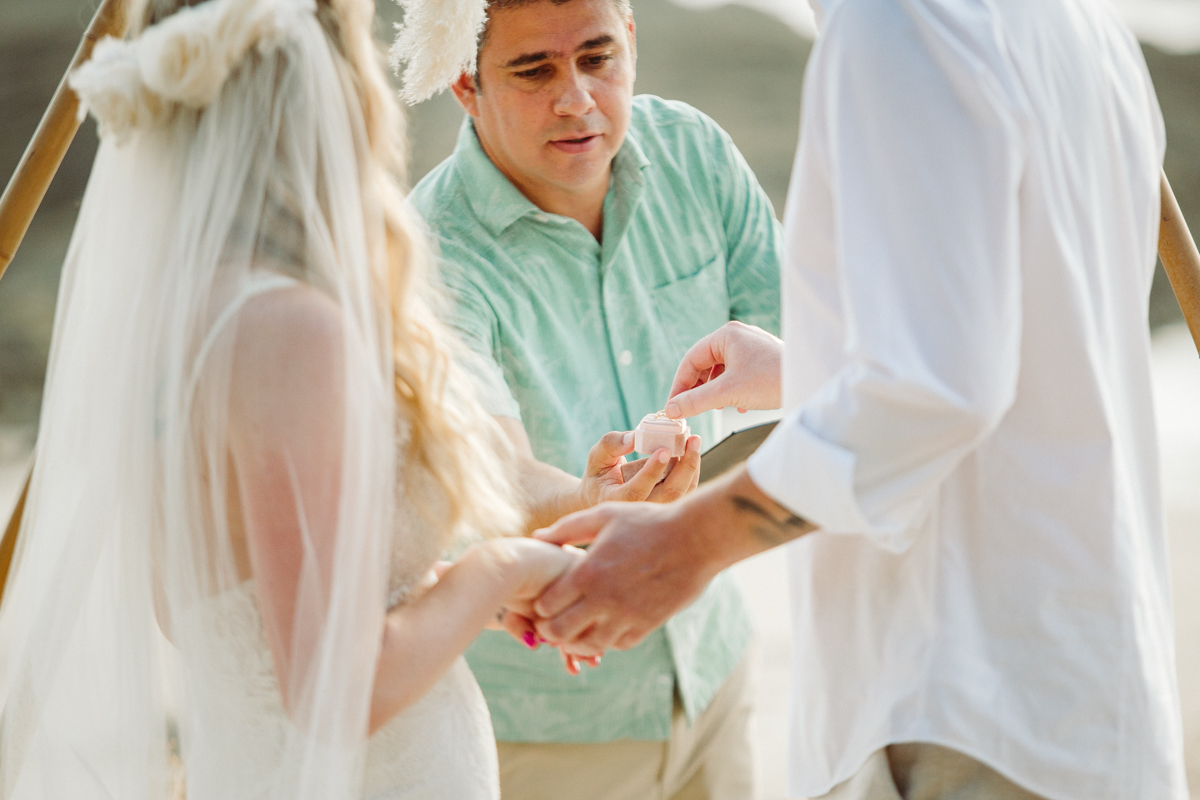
[710,123,784,336]
[748,5,1025,551]
[434,238,523,420]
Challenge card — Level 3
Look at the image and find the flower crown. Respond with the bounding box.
[70,0,316,141]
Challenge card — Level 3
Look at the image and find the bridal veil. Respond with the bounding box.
[0,0,433,796]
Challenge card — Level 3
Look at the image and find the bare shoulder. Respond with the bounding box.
[229,281,347,421]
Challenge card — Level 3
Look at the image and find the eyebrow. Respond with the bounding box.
[502,35,617,69]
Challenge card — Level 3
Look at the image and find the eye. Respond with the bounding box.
[584,54,613,68]
[514,65,548,79]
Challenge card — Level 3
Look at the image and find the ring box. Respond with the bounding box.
[633,413,690,458]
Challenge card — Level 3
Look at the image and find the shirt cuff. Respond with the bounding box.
[746,413,915,553]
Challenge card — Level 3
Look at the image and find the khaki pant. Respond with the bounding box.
[496,643,760,800]
[813,743,1047,800]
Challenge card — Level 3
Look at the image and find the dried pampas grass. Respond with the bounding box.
[389,0,487,104]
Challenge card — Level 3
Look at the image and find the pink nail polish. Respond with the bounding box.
[522,631,537,649]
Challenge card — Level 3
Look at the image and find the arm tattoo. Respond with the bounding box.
[731,495,811,547]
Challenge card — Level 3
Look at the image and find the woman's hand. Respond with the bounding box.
[665,321,783,418]
[485,538,603,674]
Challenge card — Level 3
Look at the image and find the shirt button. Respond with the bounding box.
[618,350,633,366]
[532,213,549,223]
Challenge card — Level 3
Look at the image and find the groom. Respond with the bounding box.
[533,1,1191,799]
[408,0,782,796]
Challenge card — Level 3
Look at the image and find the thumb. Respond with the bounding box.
[665,374,731,419]
[586,431,636,475]
[533,505,612,547]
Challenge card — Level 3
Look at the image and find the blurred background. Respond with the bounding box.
[1,0,1198,796]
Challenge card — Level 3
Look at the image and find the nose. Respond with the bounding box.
[552,68,596,118]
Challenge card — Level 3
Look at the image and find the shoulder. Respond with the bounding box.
[232,282,346,396]
[628,94,730,155]
[816,0,1015,94]
[410,154,470,230]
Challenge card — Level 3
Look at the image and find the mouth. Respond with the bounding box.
[549,134,602,154]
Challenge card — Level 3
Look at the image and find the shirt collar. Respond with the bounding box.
[452,116,651,239]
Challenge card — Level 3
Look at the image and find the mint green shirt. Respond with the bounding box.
[411,95,782,743]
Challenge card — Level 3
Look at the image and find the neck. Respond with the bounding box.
[519,178,607,240]
[475,134,609,240]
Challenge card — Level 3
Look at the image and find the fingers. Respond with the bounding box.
[665,375,731,419]
[500,611,541,647]
[536,608,626,655]
[646,436,702,503]
[619,456,649,483]
[534,598,606,645]
[615,628,650,650]
[616,448,672,501]
[586,430,635,476]
[533,505,611,547]
[667,332,723,402]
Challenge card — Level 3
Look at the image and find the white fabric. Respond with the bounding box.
[0,2,498,798]
[746,0,1187,798]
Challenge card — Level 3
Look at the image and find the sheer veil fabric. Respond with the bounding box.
[0,1,452,797]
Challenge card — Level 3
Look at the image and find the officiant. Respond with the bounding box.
[394,0,782,795]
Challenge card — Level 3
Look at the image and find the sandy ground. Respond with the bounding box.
[0,325,1196,797]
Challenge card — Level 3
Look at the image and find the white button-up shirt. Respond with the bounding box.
[747,0,1188,797]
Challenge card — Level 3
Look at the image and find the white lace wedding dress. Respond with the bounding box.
[180,277,500,800]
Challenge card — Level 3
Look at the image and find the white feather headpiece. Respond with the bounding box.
[69,0,315,141]
[389,0,489,105]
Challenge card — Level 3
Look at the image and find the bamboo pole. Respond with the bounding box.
[0,463,31,604]
[0,0,133,608]
[1159,172,1200,356]
[0,0,133,280]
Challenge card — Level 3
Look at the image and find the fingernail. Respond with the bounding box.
[665,402,679,418]
[522,631,537,649]
[658,450,670,463]
[623,431,634,446]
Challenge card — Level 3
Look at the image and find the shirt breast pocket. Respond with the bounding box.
[650,255,731,364]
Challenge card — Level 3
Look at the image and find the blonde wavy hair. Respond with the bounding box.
[138,0,525,541]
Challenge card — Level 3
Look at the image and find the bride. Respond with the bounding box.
[0,0,583,797]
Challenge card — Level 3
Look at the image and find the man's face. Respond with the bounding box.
[453,0,636,203]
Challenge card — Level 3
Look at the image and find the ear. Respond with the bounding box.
[451,72,482,117]
[626,15,637,79]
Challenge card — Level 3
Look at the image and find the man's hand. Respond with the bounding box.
[665,321,783,419]
[495,417,701,532]
[529,467,815,655]
[530,501,716,655]
[581,431,703,508]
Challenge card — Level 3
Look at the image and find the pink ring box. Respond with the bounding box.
[633,412,690,458]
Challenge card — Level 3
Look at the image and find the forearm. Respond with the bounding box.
[369,541,518,732]
[679,465,816,571]
[515,454,587,532]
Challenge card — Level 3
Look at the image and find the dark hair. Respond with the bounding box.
[472,0,633,89]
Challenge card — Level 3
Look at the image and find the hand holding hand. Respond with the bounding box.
[666,321,783,419]
[485,539,603,673]
[528,501,721,656]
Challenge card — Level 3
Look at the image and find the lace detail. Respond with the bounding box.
[192,582,497,800]
[182,280,497,799]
